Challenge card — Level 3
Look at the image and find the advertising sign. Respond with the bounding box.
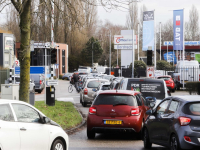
[195,54,200,63]
[164,41,200,46]
[4,37,14,68]
[142,11,155,51]
[173,9,184,50]
[114,35,137,45]
[147,66,154,78]
[163,52,177,64]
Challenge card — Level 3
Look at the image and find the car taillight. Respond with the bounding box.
[131,108,140,116]
[40,80,42,85]
[199,74,200,81]
[89,107,96,114]
[178,76,180,81]
[179,117,191,126]
[184,136,191,142]
[84,88,88,95]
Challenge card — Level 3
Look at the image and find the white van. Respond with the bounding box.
[173,60,199,89]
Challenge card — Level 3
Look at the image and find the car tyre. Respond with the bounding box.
[143,128,152,149]
[172,89,175,93]
[38,90,41,93]
[83,101,87,107]
[170,134,181,150]
[87,129,95,139]
[51,139,65,150]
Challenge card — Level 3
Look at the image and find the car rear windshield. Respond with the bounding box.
[157,77,170,81]
[182,102,200,116]
[93,94,137,106]
[87,81,106,88]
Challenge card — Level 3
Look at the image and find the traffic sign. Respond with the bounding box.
[15,66,45,74]
[47,80,58,85]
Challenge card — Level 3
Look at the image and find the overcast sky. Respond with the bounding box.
[1,0,200,28]
[98,0,200,27]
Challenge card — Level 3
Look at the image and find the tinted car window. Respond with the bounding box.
[168,100,179,113]
[87,81,106,88]
[0,104,14,121]
[12,104,40,123]
[157,100,170,114]
[94,94,137,106]
[101,85,110,90]
[136,95,142,106]
[157,77,171,81]
[182,103,200,116]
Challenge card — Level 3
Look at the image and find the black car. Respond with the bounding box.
[143,95,200,150]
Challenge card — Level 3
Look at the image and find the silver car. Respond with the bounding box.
[80,79,109,107]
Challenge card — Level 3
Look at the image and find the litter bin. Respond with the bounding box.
[46,86,55,106]
[29,92,35,106]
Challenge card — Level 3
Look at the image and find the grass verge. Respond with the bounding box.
[35,101,82,130]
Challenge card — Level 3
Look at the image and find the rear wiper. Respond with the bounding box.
[113,103,128,106]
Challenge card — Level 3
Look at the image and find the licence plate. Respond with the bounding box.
[104,120,122,125]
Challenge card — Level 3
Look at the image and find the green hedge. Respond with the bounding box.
[59,75,63,79]
[186,82,200,95]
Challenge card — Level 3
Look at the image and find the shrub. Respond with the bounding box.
[156,60,174,70]
[186,82,200,95]
[59,75,63,79]
[129,61,147,77]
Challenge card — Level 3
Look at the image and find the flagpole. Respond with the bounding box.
[154,10,156,69]
[183,9,185,89]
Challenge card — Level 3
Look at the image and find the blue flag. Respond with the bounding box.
[173,9,184,50]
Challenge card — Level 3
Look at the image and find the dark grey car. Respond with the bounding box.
[143,95,200,150]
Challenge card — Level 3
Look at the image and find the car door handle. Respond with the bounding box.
[20,127,27,131]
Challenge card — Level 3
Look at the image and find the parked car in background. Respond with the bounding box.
[103,75,114,81]
[8,75,35,93]
[80,79,109,107]
[87,90,154,139]
[157,75,176,92]
[143,95,200,150]
[92,82,111,98]
[62,73,73,80]
[30,74,45,93]
[0,99,69,150]
[118,78,168,106]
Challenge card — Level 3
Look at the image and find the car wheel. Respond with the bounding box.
[143,128,152,149]
[51,139,64,150]
[170,134,181,150]
[38,90,41,93]
[87,129,95,139]
[83,101,87,107]
[172,89,175,93]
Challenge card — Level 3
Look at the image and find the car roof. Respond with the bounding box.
[98,90,140,95]
[127,78,165,83]
[157,75,171,78]
[172,95,200,102]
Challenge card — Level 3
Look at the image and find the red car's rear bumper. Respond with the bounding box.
[87,114,143,133]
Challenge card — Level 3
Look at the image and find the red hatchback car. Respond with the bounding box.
[157,75,175,92]
[87,90,153,139]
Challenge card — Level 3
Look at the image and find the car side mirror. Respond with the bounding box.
[42,116,50,124]
[146,110,153,115]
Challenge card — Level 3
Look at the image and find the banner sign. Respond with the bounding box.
[173,9,184,50]
[164,41,200,46]
[114,35,137,45]
[163,52,177,64]
[142,11,154,51]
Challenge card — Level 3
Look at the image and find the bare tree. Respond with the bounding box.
[188,5,199,40]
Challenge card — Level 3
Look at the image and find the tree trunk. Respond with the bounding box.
[19,0,31,102]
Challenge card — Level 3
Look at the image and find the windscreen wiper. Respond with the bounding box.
[113,103,128,106]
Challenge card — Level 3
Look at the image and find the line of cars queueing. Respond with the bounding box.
[76,72,200,150]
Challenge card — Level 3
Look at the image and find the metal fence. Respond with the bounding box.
[0,69,9,92]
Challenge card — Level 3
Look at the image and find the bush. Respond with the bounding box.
[129,61,147,77]
[59,75,63,79]
[186,82,200,95]
[156,60,174,70]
